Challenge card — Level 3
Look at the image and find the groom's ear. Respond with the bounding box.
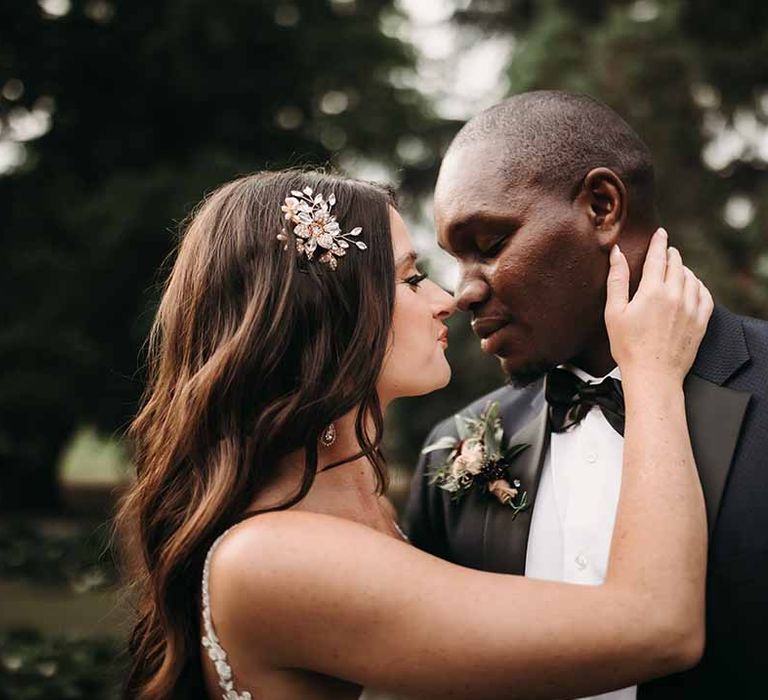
[576,167,627,251]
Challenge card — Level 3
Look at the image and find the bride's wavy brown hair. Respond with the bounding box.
[115,170,397,699]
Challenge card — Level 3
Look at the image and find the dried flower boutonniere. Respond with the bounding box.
[423,401,531,518]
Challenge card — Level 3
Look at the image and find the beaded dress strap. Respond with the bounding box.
[201,526,252,700]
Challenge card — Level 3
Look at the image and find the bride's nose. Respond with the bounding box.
[430,281,456,321]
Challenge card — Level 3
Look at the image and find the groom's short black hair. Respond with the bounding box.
[450,91,656,221]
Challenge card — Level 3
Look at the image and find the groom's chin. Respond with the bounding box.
[500,357,553,388]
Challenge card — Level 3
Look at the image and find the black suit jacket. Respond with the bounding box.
[405,305,768,697]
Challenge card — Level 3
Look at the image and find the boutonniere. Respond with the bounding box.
[423,401,532,518]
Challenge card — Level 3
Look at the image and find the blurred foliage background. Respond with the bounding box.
[0,0,766,697]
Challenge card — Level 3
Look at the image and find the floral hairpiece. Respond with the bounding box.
[277,186,366,270]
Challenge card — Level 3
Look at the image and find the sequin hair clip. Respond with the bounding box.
[277,186,366,270]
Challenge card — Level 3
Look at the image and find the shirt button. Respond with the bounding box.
[575,552,589,570]
[585,451,597,463]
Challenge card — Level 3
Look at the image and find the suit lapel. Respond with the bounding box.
[638,312,752,696]
[683,375,750,533]
[481,407,549,575]
[684,305,752,533]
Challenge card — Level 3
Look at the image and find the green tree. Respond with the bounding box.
[0,0,445,510]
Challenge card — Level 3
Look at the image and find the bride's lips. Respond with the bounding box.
[437,326,449,349]
[471,316,512,354]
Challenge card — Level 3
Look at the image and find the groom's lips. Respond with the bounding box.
[472,316,512,355]
[471,316,510,339]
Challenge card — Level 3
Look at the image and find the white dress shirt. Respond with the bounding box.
[525,364,636,700]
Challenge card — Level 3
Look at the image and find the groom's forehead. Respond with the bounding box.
[436,145,537,216]
[434,171,534,239]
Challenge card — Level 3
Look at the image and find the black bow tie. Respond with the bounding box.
[545,368,625,436]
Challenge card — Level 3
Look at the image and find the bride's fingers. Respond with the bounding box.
[605,244,630,317]
[639,227,668,292]
[696,279,714,328]
[682,267,699,315]
[665,247,684,295]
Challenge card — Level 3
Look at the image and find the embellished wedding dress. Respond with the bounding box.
[201,527,252,700]
[201,523,409,700]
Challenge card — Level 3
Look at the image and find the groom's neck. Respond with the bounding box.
[568,220,658,377]
[569,326,616,378]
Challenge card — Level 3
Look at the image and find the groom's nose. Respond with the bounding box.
[456,274,491,313]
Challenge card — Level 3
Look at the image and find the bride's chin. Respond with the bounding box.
[439,362,452,387]
[425,361,452,393]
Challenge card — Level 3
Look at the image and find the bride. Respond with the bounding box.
[117,169,712,699]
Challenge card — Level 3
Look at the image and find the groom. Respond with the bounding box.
[405,91,768,698]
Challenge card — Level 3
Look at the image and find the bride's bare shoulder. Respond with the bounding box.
[218,510,391,557]
[207,511,417,660]
[211,511,404,595]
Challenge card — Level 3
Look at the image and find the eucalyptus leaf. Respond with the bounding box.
[454,414,470,440]
[421,436,459,454]
[504,443,531,461]
[485,401,500,424]
[484,419,499,457]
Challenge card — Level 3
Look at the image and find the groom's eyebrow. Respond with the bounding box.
[452,212,518,233]
[444,213,521,247]
[443,214,493,245]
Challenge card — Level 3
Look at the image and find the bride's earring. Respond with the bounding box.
[320,423,337,448]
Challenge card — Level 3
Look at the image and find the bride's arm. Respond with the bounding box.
[213,230,711,699]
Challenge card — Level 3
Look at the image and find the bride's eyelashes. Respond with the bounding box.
[402,272,429,290]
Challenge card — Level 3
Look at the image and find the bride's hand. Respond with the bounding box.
[604,228,713,383]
